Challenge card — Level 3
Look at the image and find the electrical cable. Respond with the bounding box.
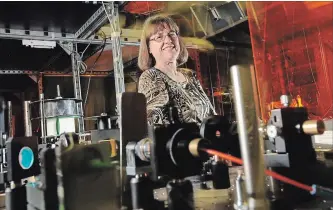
[83,32,107,108]
[77,38,94,74]
[215,50,223,115]
[80,39,93,60]
[81,42,106,61]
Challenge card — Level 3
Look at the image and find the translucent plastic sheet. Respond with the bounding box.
[247,2,333,121]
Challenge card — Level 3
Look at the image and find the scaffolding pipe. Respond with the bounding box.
[7,101,12,137]
[230,65,269,210]
[23,101,32,137]
[39,94,46,143]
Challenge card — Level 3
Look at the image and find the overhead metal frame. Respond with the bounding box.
[204,17,248,39]
[0,2,127,135]
[0,28,141,45]
[0,69,112,76]
[74,5,108,39]
[189,1,249,40]
[0,28,75,39]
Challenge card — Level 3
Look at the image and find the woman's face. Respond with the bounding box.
[148,23,180,64]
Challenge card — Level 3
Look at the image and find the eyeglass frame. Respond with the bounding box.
[149,31,179,43]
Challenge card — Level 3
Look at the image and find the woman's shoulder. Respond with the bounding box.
[139,68,160,81]
[178,68,196,78]
[139,68,169,86]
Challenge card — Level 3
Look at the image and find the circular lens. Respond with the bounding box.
[19,147,34,170]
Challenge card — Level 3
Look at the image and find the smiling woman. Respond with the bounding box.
[137,14,216,125]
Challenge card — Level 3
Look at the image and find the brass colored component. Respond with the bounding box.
[99,139,118,157]
[188,138,202,157]
[302,120,326,135]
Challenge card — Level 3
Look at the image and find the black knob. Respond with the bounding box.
[130,174,155,210]
[212,160,230,189]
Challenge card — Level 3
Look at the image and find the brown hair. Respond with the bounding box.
[138,14,188,71]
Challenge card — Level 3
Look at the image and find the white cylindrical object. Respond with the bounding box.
[57,85,61,98]
[234,171,247,210]
[46,117,76,137]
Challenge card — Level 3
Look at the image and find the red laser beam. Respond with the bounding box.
[204,149,313,192]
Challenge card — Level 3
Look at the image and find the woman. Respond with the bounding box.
[138,14,216,125]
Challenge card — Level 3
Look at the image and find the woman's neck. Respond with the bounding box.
[155,61,178,76]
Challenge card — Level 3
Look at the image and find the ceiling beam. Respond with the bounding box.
[74,5,109,39]
[0,69,112,77]
[0,28,140,46]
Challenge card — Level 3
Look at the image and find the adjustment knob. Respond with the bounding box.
[266,125,280,138]
[302,120,326,135]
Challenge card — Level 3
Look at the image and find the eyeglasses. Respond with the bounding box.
[149,31,178,43]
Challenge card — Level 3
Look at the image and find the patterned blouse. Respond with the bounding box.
[138,67,216,125]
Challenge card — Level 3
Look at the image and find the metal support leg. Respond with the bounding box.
[72,43,85,134]
[103,2,126,207]
[57,41,85,134]
[37,73,43,95]
[104,2,125,113]
[63,42,85,134]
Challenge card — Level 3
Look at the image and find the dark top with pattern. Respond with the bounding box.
[138,67,216,125]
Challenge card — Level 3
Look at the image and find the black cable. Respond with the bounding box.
[81,43,105,61]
